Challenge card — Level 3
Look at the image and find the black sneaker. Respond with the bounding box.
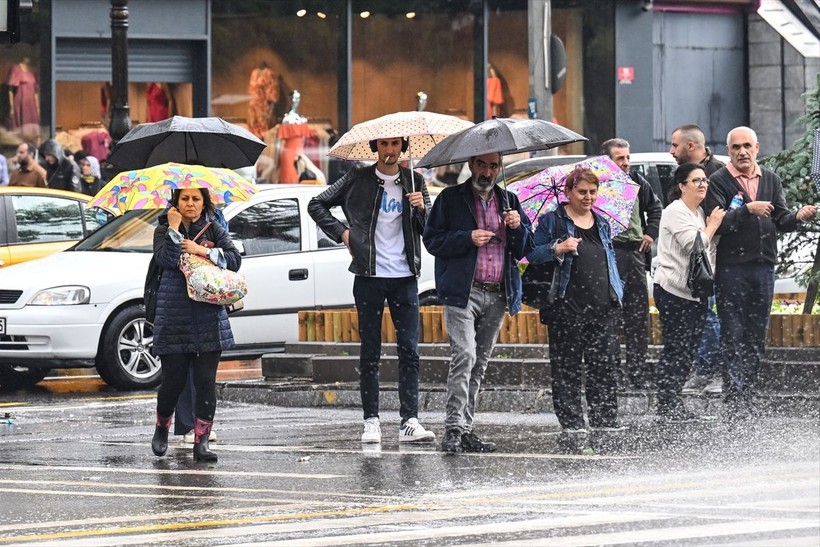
[441,428,463,454]
[461,431,497,453]
[557,429,593,455]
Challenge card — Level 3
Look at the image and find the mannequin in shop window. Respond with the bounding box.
[417,91,427,112]
[146,82,175,122]
[277,90,311,183]
[487,64,503,119]
[6,57,40,134]
[248,61,278,139]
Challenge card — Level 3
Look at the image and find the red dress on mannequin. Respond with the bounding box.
[146,83,170,122]
[277,123,312,183]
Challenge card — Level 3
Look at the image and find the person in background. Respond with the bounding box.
[653,164,724,421]
[74,153,103,197]
[704,126,817,421]
[150,188,241,463]
[8,142,46,188]
[669,124,725,395]
[424,152,533,454]
[308,136,434,445]
[601,138,662,391]
[40,139,79,192]
[0,153,8,185]
[527,167,624,453]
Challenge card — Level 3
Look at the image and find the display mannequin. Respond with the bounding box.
[417,91,428,112]
[6,57,40,132]
[248,61,278,138]
[277,90,311,183]
[146,83,174,122]
[487,64,503,119]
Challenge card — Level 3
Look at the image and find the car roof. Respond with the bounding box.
[0,186,93,200]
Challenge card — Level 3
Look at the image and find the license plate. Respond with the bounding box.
[0,317,4,335]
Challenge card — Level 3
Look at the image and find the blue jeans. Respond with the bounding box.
[353,275,420,424]
[693,297,720,377]
[715,262,774,407]
[443,286,507,433]
[654,284,707,414]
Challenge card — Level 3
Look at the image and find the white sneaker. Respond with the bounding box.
[361,418,381,443]
[398,418,435,443]
[182,429,217,444]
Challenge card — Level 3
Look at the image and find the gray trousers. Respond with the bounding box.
[443,286,507,432]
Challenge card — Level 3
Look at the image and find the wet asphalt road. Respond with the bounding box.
[0,375,818,546]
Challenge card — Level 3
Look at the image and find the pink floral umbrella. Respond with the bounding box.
[89,162,256,212]
[507,155,640,237]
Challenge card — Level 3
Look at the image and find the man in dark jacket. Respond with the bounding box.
[423,152,533,454]
[308,136,434,445]
[40,139,79,192]
[669,124,725,176]
[704,126,817,419]
[670,124,725,396]
[602,138,662,391]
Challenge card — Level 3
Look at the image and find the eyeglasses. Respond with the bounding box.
[688,177,709,186]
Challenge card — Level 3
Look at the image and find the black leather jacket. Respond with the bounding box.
[308,164,431,277]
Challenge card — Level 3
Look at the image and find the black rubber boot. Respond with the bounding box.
[152,413,172,456]
[193,418,218,463]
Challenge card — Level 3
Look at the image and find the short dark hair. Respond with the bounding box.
[170,188,216,216]
[673,124,706,147]
[667,162,704,201]
[601,138,630,156]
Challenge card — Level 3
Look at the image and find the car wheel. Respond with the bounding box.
[419,292,440,306]
[0,365,51,391]
[96,305,161,390]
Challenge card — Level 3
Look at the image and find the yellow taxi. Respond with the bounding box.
[0,186,116,268]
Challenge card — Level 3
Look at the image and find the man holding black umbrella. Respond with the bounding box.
[308,136,434,445]
[423,152,533,454]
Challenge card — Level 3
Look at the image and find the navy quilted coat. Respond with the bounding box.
[151,214,242,356]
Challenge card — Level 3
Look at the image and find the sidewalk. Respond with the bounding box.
[217,342,820,418]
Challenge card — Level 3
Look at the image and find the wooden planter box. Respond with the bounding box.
[299,307,820,348]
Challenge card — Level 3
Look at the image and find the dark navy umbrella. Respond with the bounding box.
[106,115,267,171]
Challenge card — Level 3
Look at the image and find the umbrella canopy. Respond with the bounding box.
[507,155,640,237]
[328,111,474,162]
[106,116,267,171]
[416,117,587,169]
[89,162,257,213]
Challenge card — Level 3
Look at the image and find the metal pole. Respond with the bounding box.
[109,0,131,144]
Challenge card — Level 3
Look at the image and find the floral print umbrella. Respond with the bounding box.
[89,162,257,212]
[507,155,640,237]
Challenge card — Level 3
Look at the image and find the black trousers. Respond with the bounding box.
[614,247,651,388]
[156,351,221,422]
[546,313,619,430]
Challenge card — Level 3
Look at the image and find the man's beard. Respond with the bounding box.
[472,176,495,194]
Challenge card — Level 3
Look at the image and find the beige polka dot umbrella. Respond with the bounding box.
[328,111,474,163]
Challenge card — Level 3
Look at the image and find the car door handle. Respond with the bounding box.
[289,268,309,281]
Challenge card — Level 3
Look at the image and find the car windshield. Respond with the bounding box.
[73,209,162,253]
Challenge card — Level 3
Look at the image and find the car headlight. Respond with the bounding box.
[29,286,91,306]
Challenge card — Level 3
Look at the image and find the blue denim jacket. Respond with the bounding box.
[526,204,623,304]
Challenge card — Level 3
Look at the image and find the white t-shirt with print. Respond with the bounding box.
[374,170,412,277]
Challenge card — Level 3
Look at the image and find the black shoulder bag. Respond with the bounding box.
[521,214,567,310]
[687,232,714,301]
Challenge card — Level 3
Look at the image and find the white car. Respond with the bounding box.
[0,185,437,390]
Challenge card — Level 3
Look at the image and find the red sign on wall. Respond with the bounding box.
[618,66,635,85]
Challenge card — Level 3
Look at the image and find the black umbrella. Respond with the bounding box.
[106,115,267,171]
[415,117,587,169]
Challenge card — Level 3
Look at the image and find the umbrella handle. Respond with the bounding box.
[408,146,416,193]
[500,160,511,212]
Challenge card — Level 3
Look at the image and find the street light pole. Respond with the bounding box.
[109,0,131,143]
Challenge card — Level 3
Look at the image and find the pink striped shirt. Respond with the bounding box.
[473,191,505,283]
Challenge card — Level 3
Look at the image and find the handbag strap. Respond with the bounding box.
[190,222,212,243]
